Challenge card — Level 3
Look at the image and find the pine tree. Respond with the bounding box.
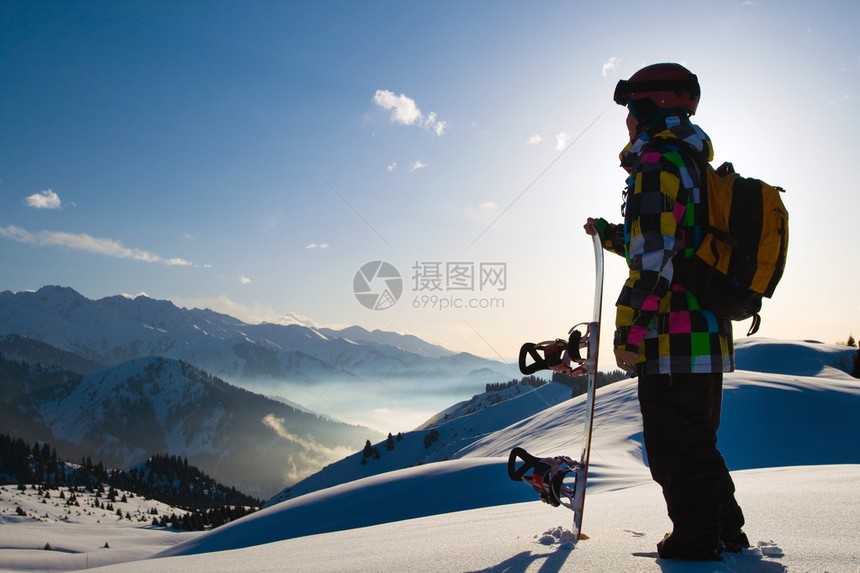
[852,347,860,379]
[847,333,857,347]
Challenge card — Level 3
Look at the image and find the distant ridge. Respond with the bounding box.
[0,286,509,390]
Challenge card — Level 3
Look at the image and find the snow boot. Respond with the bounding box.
[656,532,724,561]
[721,529,750,553]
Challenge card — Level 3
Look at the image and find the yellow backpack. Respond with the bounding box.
[677,161,789,335]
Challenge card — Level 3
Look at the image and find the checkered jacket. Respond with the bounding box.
[598,115,734,375]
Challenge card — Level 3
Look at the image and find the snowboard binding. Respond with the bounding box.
[507,447,581,508]
[518,322,598,377]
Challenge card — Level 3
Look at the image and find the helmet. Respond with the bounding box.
[613,63,701,115]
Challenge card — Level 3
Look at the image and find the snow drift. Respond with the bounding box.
[1,338,858,572]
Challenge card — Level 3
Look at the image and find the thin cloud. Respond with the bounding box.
[386,162,397,172]
[277,312,318,328]
[24,189,62,209]
[465,201,500,221]
[410,160,428,172]
[262,414,353,459]
[526,134,542,145]
[0,224,194,266]
[373,90,447,136]
[262,413,353,483]
[305,242,329,249]
[120,291,149,299]
[425,112,448,136]
[602,56,620,77]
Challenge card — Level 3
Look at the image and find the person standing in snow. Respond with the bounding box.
[584,63,748,561]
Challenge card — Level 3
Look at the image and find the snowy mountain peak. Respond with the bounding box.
[0,286,509,394]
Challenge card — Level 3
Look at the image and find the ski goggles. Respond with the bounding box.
[613,78,701,106]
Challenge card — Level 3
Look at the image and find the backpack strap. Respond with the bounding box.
[747,313,761,337]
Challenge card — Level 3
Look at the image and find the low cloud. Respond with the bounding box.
[305,243,329,249]
[240,276,252,285]
[555,132,568,150]
[373,90,447,136]
[410,160,428,172]
[24,189,62,209]
[262,413,354,483]
[120,291,149,300]
[0,224,194,266]
[262,414,353,459]
[277,312,318,328]
[526,134,542,145]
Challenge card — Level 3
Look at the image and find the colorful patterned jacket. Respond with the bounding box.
[595,115,734,375]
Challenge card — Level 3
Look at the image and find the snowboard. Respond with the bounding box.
[508,232,604,540]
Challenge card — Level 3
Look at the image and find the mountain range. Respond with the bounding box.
[0,285,516,498]
[0,286,508,389]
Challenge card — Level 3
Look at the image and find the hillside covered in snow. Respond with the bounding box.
[1,338,858,571]
[0,353,376,498]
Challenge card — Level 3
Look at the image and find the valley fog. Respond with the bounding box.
[255,377,500,433]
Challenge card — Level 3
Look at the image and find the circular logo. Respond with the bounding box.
[353,261,403,310]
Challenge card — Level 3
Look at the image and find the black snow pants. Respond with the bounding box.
[638,372,745,548]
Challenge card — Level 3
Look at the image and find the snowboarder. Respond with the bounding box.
[584,63,748,561]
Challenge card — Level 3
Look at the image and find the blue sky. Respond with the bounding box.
[2,0,858,366]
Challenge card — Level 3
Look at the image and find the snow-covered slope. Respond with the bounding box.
[0,483,192,571]
[0,333,104,373]
[268,339,860,507]
[148,340,860,566]
[1,338,859,572]
[147,465,860,573]
[267,381,573,504]
[734,336,856,377]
